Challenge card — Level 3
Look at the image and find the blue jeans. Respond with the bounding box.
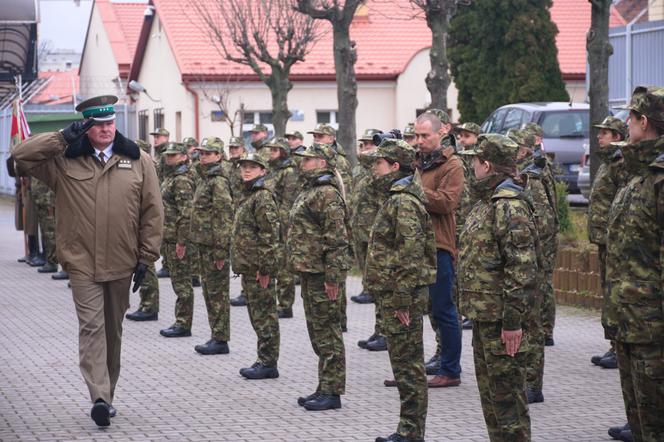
[430,250,462,378]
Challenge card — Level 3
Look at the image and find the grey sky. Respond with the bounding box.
[39,0,93,52]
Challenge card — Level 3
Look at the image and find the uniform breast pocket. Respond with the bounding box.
[65,167,95,181]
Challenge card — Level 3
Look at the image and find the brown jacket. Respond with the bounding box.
[416,146,464,258]
[12,131,164,282]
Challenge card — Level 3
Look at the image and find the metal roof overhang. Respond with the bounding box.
[0,0,39,101]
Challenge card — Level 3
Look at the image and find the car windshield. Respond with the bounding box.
[540,111,589,138]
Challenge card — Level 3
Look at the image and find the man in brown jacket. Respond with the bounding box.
[414,111,464,388]
[11,95,164,428]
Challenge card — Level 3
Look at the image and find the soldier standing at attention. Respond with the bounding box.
[250,123,271,160]
[403,123,417,147]
[458,134,538,442]
[126,139,160,321]
[227,136,250,308]
[288,143,351,411]
[150,128,171,279]
[159,143,196,338]
[587,116,627,370]
[231,153,281,379]
[31,177,58,274]
[12,95,163,427]
[605,86,664,442]
[364,140,437,442]
[264,137,300,319]
[285,130,306,155]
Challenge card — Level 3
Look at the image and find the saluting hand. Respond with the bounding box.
[60,118,95,145]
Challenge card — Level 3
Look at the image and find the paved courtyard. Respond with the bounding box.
[0,198,625,442]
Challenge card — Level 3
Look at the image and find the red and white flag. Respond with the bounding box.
[10,99,31,147]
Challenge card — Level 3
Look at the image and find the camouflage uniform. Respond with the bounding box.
[287,143,351,395]
[250,124,271,162]
[264,138,300,312]
[161,144,195,331]
[31,178,57,267]
[458,135,538,442]
[605,86,664,442]
[230,154,281,367]
[364,140,437,440]
[190,139,234,342]
[226,136,246,204]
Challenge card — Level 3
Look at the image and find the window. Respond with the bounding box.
[316,110,338,129]
[539,111,589,138]
[502,108,526,133]
[153,108,164,130]
[138,110,149,141]
[482,108,507,133]
[211,110,226,122]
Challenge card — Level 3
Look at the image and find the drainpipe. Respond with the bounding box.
[625,7,648,102]
[184,81,200,140]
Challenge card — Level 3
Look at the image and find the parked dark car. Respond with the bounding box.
[481,102,590,193]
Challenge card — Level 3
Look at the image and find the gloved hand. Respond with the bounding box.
[60,119,95,145]
[132,262,148,293]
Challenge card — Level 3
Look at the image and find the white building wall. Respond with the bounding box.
[78,4,122,99]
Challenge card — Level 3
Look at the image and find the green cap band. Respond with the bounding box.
[81,105,115,118]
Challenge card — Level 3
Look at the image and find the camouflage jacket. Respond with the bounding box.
[230,176,280,275]
[454,153,474,241]
[588,149,626,246]
[265,157,299,235]
[350,163,385,245]
[31,177,54,207]
[364,173,437,310]
[520,162,557,246]
[605,136,664,344]
[251,138,271,162]
[161,162,195,244]
[189,163,234,259]
[333,141,353,194]
[225,158,244,205]
[286,169,351,283]
[458,176,539,330]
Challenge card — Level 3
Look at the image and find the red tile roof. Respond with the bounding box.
[31,70,80,105]
[551,0,626,78]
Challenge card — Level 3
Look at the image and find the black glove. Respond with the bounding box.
[132,262,148,293]
[60,119,95,145]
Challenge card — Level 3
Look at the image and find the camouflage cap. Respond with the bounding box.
[307,123,336,136]
[135,139,151,153]
[626,85,664,121]
[162,142,187,155]
[238,152,268,169]
[285,130,304,140]
[265,137,290,152]
[358,128,383,141]
[250,123,268,132]
[199,136,224,153]
[371,138,416,168]
[228,136,245,147]
[425,108,451,124]
[459,134,519,169]
[182,137,198,147]
[522,122,543,137]
[506,128,535,148]
[150,127,170,137]
[294,142,337,164]
[593,116,628,139]
[403,123,415,137]
[455,122,481,135]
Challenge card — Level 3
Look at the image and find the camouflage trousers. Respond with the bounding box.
[189,242,201,280]
[615,342,664,442]
[526,289,545,392]
[35,203,57,265]
[473,321,531,442]
[300,272,346,395]
[276,267,296,310]
[241,274,280,367]
[339,281,347,331]
[138,262,159,313]
[163,241,194,330]
[597,245,617,351]
[198,245,231,342]
[541,239,557,339]
[356,238,383,337]
[378,288,428,439]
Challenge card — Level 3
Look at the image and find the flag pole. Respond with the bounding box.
[16,75,30,261]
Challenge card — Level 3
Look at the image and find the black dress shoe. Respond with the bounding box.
[51,271,69,280]
[230,293,247,306]
[358,333,378,349]
[350,292,373,304]
[366,335,387,351]
[297,392,319,406]
[544,336,555,346]
[461,318,473,330]
[239,362,279,379]
[160,325,191,338]
[278,307,293,318]
[28,254,46,267]
[303,394,341,411]
[617,429,633,442]
[126,310,158,321]
[37,262,58,273]
[17,255,28,263]
[526,388,544,404]
[341,325,348,333]
[108,405,117,418]
[195,339,229,355]
[425,355,440,375]
[608,423,629,439]
[90,400,110,427]
[591,350,614,365]
[376,433,424,442]
[156,267,170,278]
[599,352,618,369]
[192,276,201,287]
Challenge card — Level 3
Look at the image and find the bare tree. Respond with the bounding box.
[586,0,613,182]
[196,75,245,137]
[294,0,363,165]
[193,0,321,136]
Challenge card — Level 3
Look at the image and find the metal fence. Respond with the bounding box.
[0,103,136,196]
[608,19,664,106]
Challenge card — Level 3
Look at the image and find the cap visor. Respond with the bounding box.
[92,114,116,122]
[458,149,479,156]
